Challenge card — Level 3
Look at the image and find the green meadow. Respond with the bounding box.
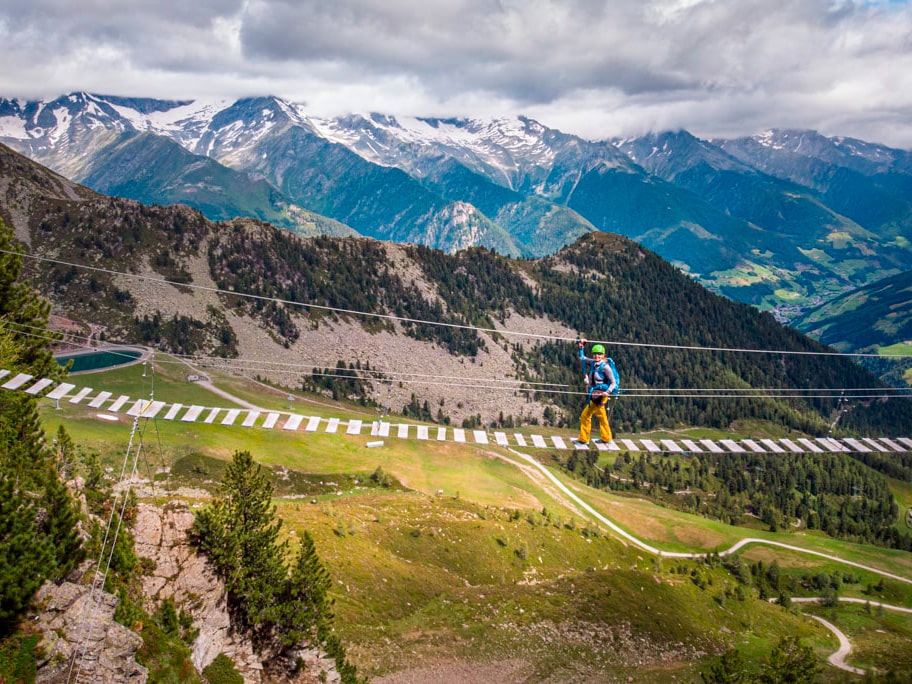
[38,355,912,680]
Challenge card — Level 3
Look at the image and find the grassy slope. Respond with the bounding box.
[38,357,912,680]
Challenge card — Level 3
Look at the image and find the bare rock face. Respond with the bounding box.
[132,500,340,684]
[132,501,260,678]
[33,580,148,684]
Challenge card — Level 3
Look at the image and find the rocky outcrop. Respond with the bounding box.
[133,501,261,678]
[132,500,340,684]
[33,579,147,684]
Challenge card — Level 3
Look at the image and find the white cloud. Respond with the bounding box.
[2,0,912,147]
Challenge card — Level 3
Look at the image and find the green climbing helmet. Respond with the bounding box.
[591,344,606,354]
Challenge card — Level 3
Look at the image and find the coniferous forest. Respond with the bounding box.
[561,447,912,550]
[197,226,909,436]
[14,162,908,436]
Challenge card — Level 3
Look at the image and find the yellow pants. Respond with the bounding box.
[579,399,612,442]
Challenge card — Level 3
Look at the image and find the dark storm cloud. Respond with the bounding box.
[238,0,700,101]
[2,0,912,146]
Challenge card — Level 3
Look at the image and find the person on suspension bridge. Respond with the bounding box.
[574,338,619,444]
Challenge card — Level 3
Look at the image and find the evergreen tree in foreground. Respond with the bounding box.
[192,450,357,682]
[759,636,822,683]
[0,218,83,636]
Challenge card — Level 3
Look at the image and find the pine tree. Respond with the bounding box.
[192,451,358,680]
[192,451,288,636]
[0,219,81,635]
[274,531,333,647]
[0,477,53,632]
[759,636,822,683]
[40,467,86,580]
[701,647,749,683]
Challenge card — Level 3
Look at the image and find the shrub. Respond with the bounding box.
[202,653,243,684]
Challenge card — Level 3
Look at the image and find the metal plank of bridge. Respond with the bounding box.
[661,440,684,453]
[306,416,322,433]
[721,439,746,453]
[572,439,589,450]
[397,423,410,439]
[128,399,164,418]
[182,405,204,422]
[126,399,146,417]
[474,431,490,445]
[594,440,619,451]
[531,434,547,448]
[494,431,509,446]
[88,391,112,408]
[221,409,241,426]
[454,429,467,443]
[371,421,390,438]
[141,401,166,418]
[417,425,429,440]
[45,383,75,401]
[759,439,786,453]
[796,438,825,453]
[779,438,804,453]
[69,387,93,404]
[261,412,281,429]
[2,373,33,390]
[620,438,640,451]
[681,439,704,453]
[513,433,527,447]
[842,437,871,453]
[742,439,766,453]
[641,439,661,453]
[862,438,892,452]
[108,395,130,412]
[816,438,846,453]
[897,437,912,451]
[282,414,303,431]
[436,427,447,441]
[242,411,260,427]
[25,378,54,395]
[834,438,855,452]
[346,419,362,435]
[0,369,9,380]
[162,403,183,420]
[203,408,221,424]
[326,418,340,434]
[699,439,725,453]
[878,437,908,453]
[551,436,567,449]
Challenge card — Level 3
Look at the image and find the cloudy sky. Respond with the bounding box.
[2,0,912,147]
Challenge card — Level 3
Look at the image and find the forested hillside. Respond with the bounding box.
[563,445,912,550]
[2,142,910,436]
[795,269,912,353]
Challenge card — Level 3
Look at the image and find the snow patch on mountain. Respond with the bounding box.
[309,113,560,188]
[0,112,28,138]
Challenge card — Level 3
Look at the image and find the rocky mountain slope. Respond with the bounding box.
[3,141,909,433]
[3,94,912,342]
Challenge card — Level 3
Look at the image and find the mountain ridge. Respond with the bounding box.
[2,140,909,435]
[3,92,912,353]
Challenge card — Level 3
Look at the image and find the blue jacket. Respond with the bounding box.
[579,347,617,401]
